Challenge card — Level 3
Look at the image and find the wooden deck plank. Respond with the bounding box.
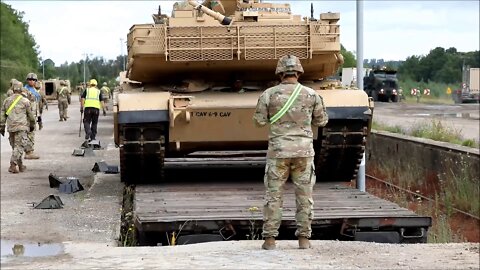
[134,182,420,224]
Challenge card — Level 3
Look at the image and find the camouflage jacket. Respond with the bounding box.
[253,82,328,158]
[1,93,35,132]
[57,86,71,100]
[6,88,13,97]
[23,85,39,118]
[100,86,110,97]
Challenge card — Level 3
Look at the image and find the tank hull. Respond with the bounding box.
[115,89,373,183]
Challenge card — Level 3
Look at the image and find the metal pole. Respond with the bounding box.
[356,0,366,192]
[357,153,366,192]
[42,61,45,80]
[356,0,364,90]
[83,53,86,84]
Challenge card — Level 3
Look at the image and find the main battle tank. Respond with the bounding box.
[114,0,374,184]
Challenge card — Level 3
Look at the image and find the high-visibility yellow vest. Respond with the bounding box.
[84,87,101,109]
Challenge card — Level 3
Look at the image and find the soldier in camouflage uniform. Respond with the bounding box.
[0,81,36,173]
[34,80,48,118]
[57,80,71,121]
[253,55,328,250]
[100,82,111,112]
[6,79,18,97]
[23,73,41,159]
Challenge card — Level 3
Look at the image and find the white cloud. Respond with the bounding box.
[5,0,479,65]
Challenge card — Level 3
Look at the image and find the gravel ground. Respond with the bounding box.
[1,97,479,269]
[2,241,479,269]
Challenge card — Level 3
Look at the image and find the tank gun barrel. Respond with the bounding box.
[187,0,232,25]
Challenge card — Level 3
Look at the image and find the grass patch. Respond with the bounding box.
[371,121,404,134]
[367,150,479,243]
[119,185,136,246]
[373,119,479,148]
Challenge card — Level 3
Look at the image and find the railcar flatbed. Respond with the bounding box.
[134,180,431,245]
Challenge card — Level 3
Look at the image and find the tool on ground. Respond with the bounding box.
[78,111,83,137]
[92,161,119,174]
[32,195,64,209]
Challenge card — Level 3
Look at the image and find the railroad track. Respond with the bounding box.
[366,174,479,220]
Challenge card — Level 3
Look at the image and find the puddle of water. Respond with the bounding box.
[1,240,63,259]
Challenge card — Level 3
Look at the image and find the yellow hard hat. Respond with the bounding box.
[89,79,98,86]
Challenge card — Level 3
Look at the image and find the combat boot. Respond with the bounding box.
[8,162,19,174]
[261,237,276,250]
[59,118,64,121]
[24,151,40,159]
[38,122,43,130]
[298,236,311,249]
[18,162,26,172]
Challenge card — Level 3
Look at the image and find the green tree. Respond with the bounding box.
[340,44,356,68]
[1,3,40,95]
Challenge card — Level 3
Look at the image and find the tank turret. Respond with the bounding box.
[116,0,374,184]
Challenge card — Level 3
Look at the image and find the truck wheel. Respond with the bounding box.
[371,91,378,102]
[391,95,398,102]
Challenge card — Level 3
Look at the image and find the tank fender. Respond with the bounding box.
[116,92,170,124]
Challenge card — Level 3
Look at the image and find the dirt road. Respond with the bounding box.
[373,102,480,143]
[1,97,479,269]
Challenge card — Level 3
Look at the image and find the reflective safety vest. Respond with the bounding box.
[84,87,101,109]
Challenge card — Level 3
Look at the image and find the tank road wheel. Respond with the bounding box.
[314,121,366,182]
[119,124,166,184]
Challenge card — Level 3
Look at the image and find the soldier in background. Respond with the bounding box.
[23,73,41,159]
[34,81,48,129]
[6,79,18,97]
[0,81,36,173]
[80,79,105,146]
[253,55,328,250]
[100,82,111,112]
[57,80,71,121]
[78,82,87,102]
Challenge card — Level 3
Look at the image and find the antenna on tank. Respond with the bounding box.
[310,3,315,21]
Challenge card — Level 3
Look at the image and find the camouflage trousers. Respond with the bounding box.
[58,99,69,119]
[262,157,316,238]
[8,131,28,164]
[103,98,110,110]
[25,130,35,153]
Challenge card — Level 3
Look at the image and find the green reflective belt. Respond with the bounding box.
[269,83,302,124]
[6,95,23,116]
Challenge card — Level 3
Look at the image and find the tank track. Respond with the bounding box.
[314,120,367,182]
[120,124,166,184]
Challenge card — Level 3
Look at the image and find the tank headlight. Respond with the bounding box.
[380,89,384,93]
[392,89,397,95]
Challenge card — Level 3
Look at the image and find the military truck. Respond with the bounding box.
[42,78,70,101]
[453,66,479,103]
[115,0,373,184]
[363,68,399,102]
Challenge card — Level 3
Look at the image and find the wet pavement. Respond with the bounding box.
[373,102,480,142]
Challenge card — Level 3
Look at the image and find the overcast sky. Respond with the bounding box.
[5,0,479,65]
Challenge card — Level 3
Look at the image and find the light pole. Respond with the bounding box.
[83,53,87,85]
[82,53,92,84]
[120,38,125,71]
[42,59,45,80]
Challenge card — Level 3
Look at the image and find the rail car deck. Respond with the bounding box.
[134,181,431,245]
